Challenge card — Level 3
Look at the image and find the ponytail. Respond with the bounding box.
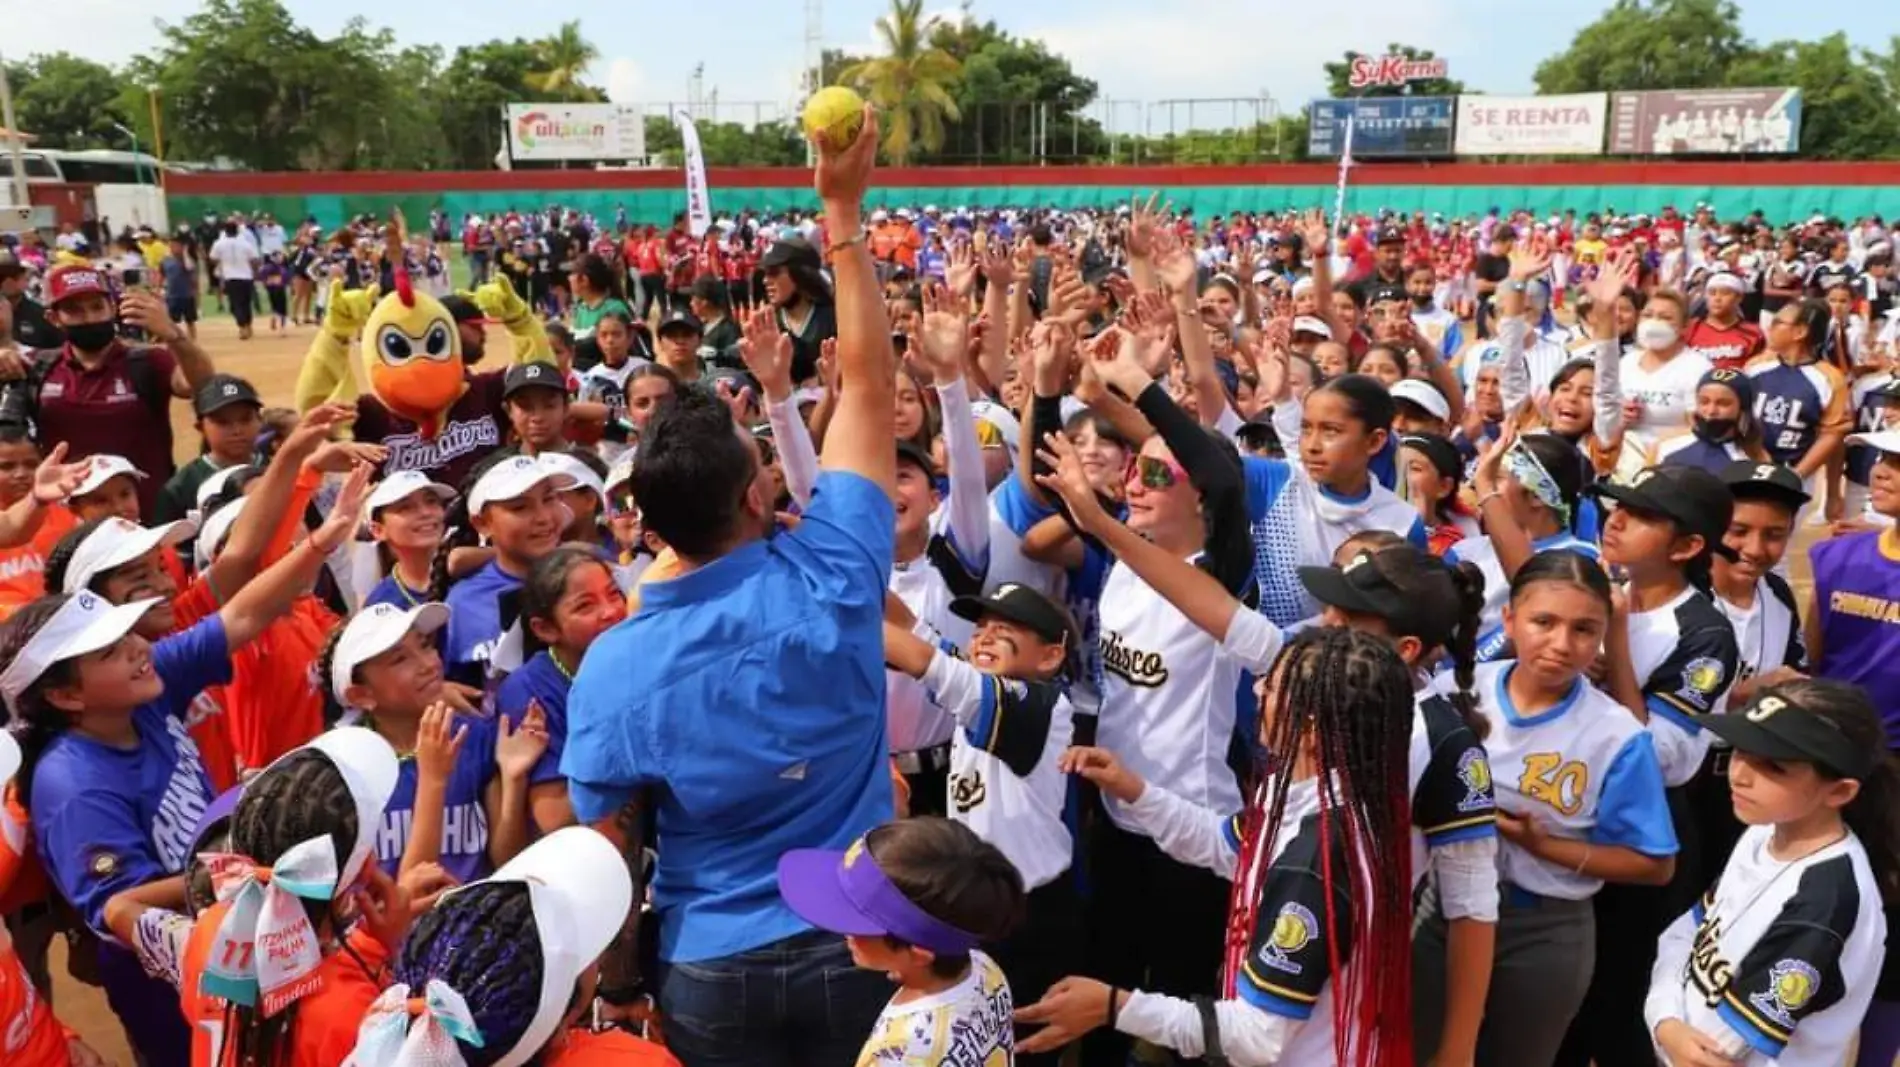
[313,624,351,728]
[1444,561,1489,741]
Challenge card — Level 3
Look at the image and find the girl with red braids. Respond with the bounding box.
[1014,627,1419,1066]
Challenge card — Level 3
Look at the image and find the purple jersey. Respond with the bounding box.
[371,713,499,884]
[494,650,570,788]
[31,615,232,934]
[1810,529,1900,746]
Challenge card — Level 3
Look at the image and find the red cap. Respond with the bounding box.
[45,266,112,307]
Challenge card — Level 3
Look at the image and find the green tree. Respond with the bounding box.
[839,0,963,164]
[1533,0,1754,93]
[3,54,133,150]
[435,39,546,169]
[1323,45,1465,98]
[525,21,599,97]
[1727,34,1900,159]
[926,17,1103,163]
[644,116,806,167]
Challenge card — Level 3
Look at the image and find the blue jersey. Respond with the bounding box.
[443,561,523,684]
[363,573,431,611]
[32,615,232,933]
[1845,372,1893,487]
[1243,456,1428,627]
[495,651,571,787]
[372,714,498,885]
[1746,358,1850,468]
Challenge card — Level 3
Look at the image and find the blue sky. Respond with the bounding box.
[9,0,1896,133]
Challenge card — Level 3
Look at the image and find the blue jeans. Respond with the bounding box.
[658,929,890,1067]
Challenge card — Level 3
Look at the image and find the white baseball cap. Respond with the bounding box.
[194,464,253,513]
[969,399,1021,453]
[63,517,193,594]
[604,453,635,495]
[536,452,605,507]
[1706,272,1747,294]
[195,498,248,569]
[328,602,451,704]
[1390,380,1451,422]
[1847,431,1900,456]
[418,828,634,1067]
[468,455,577,513]
[1292,315,1333,339]
[0,591,162,711]
[366,469,457,515]
[0,730,18,786]
[249,726,401,892]
[69,455,146,500]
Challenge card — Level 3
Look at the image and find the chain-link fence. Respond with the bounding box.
[627,96,1297,166]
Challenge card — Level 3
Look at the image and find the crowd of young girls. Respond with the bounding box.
[7,122,1900,1067]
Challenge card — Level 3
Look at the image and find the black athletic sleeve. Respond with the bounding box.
[1033,392,1110,557]
[1413,697,1498,849]
[1131,381,1252,595]
[1642,615,1741,732]
[1766,573,1808,672]
[1714,857,1861,1058]
[961,674,1062,777]
[1236,827,1354,1020]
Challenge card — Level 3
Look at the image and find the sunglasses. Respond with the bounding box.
[1128,454,1187,490]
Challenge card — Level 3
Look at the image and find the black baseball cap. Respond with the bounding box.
[950,581,1080,651]
[1368,284,1407,306]
[1698,686,1878,780]
[438,295,494,325]
[1720,459,1811,510]
[1588,465,1735,557]
[1872,378,1900,402]
[1299,547,1446,647]
[503,361,565,399]
[657,308,703,337]
[690,275,731,306]
[193,374,262,417]
[1375,228,1406,247]
[760,237,821,271]
[895,439,938,480]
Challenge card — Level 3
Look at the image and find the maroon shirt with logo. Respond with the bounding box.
[36,342,179,516]
[353,371,508,490]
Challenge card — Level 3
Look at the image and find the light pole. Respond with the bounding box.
[111,122,143,184]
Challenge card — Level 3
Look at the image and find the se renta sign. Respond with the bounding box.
[1347,54,1450,90]
[1453,93,1608,156]
[506,103,647,162]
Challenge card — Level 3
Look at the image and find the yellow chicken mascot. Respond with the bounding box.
[293,250,551,435]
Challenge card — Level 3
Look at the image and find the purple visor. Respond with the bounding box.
[777,839,983,956]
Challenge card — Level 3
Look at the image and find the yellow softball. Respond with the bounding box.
[802,86,867,149]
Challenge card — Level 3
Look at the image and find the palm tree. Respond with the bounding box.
[839,0,962,164]
[526,21,598,98]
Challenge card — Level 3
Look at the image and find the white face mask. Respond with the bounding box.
[1637,319,1679,351]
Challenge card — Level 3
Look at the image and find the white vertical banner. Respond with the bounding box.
[1331,116,1355,237]
[673,108,711,238]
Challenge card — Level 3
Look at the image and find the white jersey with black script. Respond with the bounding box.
[1645,825,1886,1067]
[1095,554,1243,833]
[924,652,1074,890]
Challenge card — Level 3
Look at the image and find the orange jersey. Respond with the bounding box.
[0,786,47,915]
[0,939,64,1067]
[214,596,336,779]
[181,900,388,1067]
[544,1029,681,1067]
[0,506,76,619]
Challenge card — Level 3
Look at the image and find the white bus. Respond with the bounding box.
[8,149,171,234]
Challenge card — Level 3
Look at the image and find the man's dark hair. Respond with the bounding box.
[631,387,755,558]
[0,263,26,285]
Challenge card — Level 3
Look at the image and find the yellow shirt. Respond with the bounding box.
[626,547,683,613]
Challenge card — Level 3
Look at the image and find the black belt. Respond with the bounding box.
[892,743,952,775]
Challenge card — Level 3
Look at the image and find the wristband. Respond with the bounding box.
[826,228,868,259]
[1107,986,1122,1029]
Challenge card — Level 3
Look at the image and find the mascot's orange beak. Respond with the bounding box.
[369,323,466,439]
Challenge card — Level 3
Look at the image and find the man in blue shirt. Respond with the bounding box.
[564,107,899,1066]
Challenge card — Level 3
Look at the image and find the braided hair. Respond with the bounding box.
[392,882,547,1066]
[222,749,364,1067]
[425,451,514,604]
[1225,627,1414,1067]
[0,596,83,810]
[312,624,351,728]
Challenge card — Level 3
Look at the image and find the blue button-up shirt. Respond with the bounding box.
[564,470,896,963]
